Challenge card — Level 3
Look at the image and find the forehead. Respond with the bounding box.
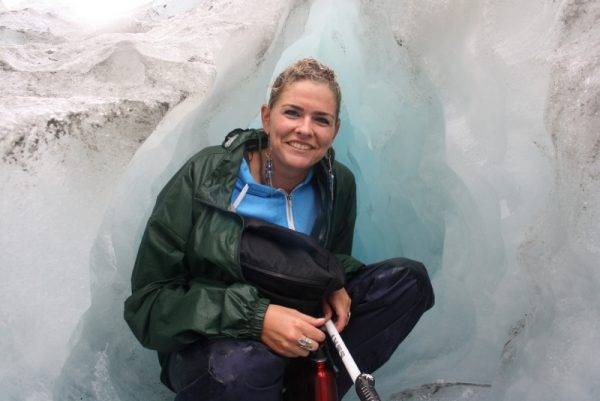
[276,80,337,113]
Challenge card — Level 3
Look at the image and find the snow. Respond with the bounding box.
[1,0,599,400]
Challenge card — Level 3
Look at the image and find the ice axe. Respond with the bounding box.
[324,320,382,401]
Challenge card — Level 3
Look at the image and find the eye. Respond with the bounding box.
[315,117,331,126]
[284,109,300,117]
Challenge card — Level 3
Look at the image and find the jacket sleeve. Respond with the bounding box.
[329,166,365,279]
[123,159,269,354]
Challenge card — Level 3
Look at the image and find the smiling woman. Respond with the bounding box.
[123,58,434,401]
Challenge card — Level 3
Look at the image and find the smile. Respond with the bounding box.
[287,141,314,151]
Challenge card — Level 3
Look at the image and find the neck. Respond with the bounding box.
[247,150,308,193]
[270,169,307,194]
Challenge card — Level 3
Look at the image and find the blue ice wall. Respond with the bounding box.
[252,0,456,273]
[267,1,510,398]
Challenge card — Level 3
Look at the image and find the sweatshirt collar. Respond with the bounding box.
[237,157,314,196]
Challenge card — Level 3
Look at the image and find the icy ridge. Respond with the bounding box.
[0,0,285,169]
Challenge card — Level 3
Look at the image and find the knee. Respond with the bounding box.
[383,258,435,310]
[171,340,287,400]
[208,341,287,389]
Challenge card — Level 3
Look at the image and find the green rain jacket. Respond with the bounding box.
[124,128,364,388]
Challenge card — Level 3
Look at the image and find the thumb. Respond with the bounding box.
[297,311,327,327]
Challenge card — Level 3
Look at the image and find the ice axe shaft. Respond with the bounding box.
[324,320,360,381]
[324,320,382,401]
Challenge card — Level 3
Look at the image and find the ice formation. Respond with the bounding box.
[1,0,599,400]
[0,1,291,400]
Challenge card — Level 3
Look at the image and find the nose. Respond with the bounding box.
[295,115,314,137]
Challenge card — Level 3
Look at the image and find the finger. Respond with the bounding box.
[297,311,327,327]
[278,339,309,358]
[302,324,327,343]
[336,314,349,332]
[332,305,350,332]
[292,344,311,357]
[322,300,333,321]
[271,344,299,358]
[284,342,306,357]
[295,336,318,353]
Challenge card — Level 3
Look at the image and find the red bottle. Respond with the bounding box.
[310,353,338,401]
[284,347,338,401]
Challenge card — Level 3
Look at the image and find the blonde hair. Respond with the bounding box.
[268,58,342,121]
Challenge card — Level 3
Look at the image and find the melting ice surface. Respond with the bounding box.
[53,0,600,400]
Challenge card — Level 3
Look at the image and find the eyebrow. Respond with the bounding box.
[281,104,334,119]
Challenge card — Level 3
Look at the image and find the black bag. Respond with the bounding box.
[239,218,345,315]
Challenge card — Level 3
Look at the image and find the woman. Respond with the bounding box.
[124,58,434,401]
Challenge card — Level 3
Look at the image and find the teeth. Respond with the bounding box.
[288,141,312,150]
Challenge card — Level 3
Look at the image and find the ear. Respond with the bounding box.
[333,119,340,140]
[260,104,271,134]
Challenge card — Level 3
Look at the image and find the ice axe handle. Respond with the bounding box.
[323,321,381,401]
[355,373,382,401]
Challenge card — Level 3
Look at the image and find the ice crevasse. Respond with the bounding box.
[54,0,600,400]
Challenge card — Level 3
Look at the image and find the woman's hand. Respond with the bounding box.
[261,304,327,357]
[322,288,352,332]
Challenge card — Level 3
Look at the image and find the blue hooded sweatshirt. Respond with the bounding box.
[229,158,319,235]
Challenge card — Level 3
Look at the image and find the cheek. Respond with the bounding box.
[317,131,335,146]
[272,120,292,138]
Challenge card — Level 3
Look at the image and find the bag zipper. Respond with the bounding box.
[244,263,327,287]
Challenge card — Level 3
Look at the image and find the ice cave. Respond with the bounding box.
[1,0,599,400]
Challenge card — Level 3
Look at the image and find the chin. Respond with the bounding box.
[280,153,317,174]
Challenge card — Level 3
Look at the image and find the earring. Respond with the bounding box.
[326,148,334,196]
[264,149,274,187]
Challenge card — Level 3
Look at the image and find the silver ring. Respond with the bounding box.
[297,337,313,351]
[348,311,351,320]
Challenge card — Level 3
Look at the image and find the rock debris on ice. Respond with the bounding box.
[0,0,280,169]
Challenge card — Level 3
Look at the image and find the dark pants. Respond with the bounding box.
[168,258,434,401]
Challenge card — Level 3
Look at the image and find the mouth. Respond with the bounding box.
[286,140,315,151]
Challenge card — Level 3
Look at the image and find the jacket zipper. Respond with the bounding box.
[277,189,296,231]
[316,162,334,247]
[231,185,299,232]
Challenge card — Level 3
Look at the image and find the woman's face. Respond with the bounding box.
[261,80,340,179]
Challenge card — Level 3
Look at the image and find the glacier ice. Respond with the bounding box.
[0,1,291,401]
[1,0,599,400]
